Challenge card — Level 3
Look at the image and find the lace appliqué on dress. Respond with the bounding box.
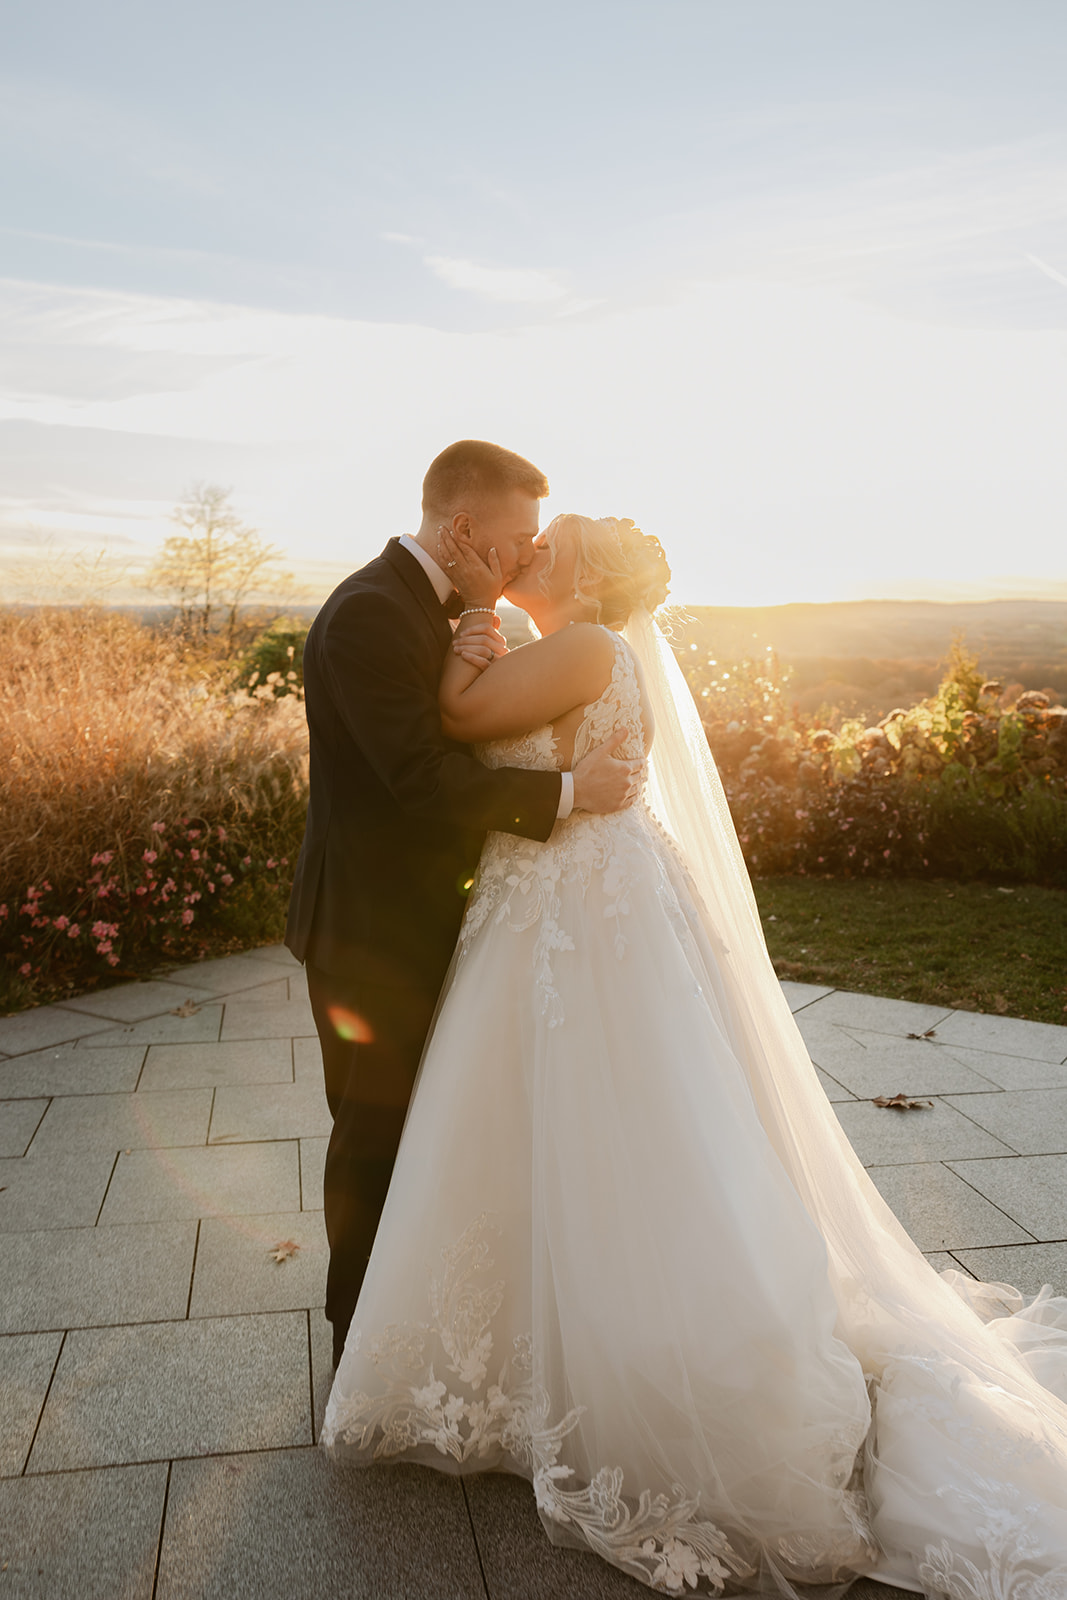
[873,1354,1067,1598]
[327,1214,757,1596]
[463,633,645,1025]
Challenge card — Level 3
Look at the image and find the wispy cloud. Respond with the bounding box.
[1026,252,1067,291]
[424,256,568,303]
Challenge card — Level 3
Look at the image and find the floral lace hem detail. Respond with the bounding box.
[325,1214,877,1596]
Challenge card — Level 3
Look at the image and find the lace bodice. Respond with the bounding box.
[462,630,699,1025]
[476,626,646,776]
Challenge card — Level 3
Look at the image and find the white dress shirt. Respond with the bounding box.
[398,535,573,820]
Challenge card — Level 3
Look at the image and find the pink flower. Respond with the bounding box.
[91,851,114,866]
[220,873,234,887]
[96,940,113,955]
[181,909,195,925]
[151,821,166,834]
[266,858,276,869]
[207,882,215,894]
[53,916,70,931]
[67,924,80,938]
[0,903,7,920]
[242,856,251,867]
[143,849,158,864]
[883,849,891,859]
[19,961,31,976]
[135,886,147,896]
[107,953,120,967]
[216,826,228,841]
[190,848,200,861]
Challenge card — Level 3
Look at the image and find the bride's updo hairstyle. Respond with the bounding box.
[543,514,671,629]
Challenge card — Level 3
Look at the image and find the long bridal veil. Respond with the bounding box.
[622,605,1067,1587]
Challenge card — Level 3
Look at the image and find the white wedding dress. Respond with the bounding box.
[323,617,1067,1598]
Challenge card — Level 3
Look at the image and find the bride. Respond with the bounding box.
[322,513,1067,1598]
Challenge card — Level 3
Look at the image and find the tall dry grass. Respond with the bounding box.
[1,607,309,1003]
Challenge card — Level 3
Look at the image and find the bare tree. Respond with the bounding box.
[147,485,295,652]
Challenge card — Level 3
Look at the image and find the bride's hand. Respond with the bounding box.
[452,618,508,672]
[437,526,503,610]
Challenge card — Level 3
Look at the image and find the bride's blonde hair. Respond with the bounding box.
[541,514,671,629]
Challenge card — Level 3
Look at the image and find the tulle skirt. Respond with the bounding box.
[323,805,1067,1597]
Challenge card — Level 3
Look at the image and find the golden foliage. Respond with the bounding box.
[0,606,309,895]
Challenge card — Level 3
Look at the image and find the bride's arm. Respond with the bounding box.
[440,622,615,743]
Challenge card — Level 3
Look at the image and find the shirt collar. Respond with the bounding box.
[398,534,456,605]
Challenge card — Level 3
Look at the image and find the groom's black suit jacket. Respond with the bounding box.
[285,539,562,993]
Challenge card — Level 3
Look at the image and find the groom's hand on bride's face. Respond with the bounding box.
[437,526,503,610]
[572,729,645,814]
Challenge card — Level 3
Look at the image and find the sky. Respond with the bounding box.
[2,0,1067,606]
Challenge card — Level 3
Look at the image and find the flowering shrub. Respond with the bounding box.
[677,632,1067,886]
[1,606,309,1009]
[3,825,293,994]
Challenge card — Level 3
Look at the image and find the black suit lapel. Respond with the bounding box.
[382,539,453,648]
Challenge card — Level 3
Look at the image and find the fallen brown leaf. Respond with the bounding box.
[170,999,200,1018]
[993,993,1010,1014]
[872,1093,934,1112]
[269,1239,300,1264]
[905,1028,937,1040]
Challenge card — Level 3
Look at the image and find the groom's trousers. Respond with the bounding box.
[306,963,439,1368]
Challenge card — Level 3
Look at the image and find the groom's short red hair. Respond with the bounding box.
[422,440,549,517]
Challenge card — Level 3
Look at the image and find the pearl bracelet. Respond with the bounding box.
[458,607,497,621]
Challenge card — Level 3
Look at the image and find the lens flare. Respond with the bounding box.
[327,1005,374,1043]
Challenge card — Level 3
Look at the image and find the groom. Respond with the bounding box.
[285,439,641,1367]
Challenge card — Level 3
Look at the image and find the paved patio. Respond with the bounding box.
[1,948,1065,1599]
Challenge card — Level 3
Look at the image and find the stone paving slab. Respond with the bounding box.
[948,1154,1067,1241]
[0,1149,116,1233]
[813,1065,856,1102]
[929,1042,1067,1093]
[800,990,954,1037]
[0,1461,168,1598]
[933,1010,1067,1064]
[189,1210,328,1318]
[823,1031,1003,1098]
[0,1330,63,1476]
[83,1004,224,1049]
[0,1005,115,1057]
[942,1087,1067,1155]
[99,1141,301,1225]
[310,1308,332,1438]
[209,1079,331,1144]
[293,1034,323,1082]
[0,1220,197,1334]
[28,1088,212,1154]
[0,1100,48,1157]
[138,1038,293,1092]
[867,1162,1032,1252]
[779,981,835,1011]
[242,943,300,967]
[923,1251,962,1275]
[0,1042,145,1098]
[300,1135,327,1208]
[832,1098,1013,1166]
[952,1241,1067,1296]
[219,997,317,1042]
[29,1311,311,1472]
[163,954,301,994]
[60,979,217,1024]
[157,1451,487,1600]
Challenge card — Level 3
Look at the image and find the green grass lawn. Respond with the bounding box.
[754,877,1067,1025]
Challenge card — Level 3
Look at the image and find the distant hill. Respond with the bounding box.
[675,599,1067,722]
